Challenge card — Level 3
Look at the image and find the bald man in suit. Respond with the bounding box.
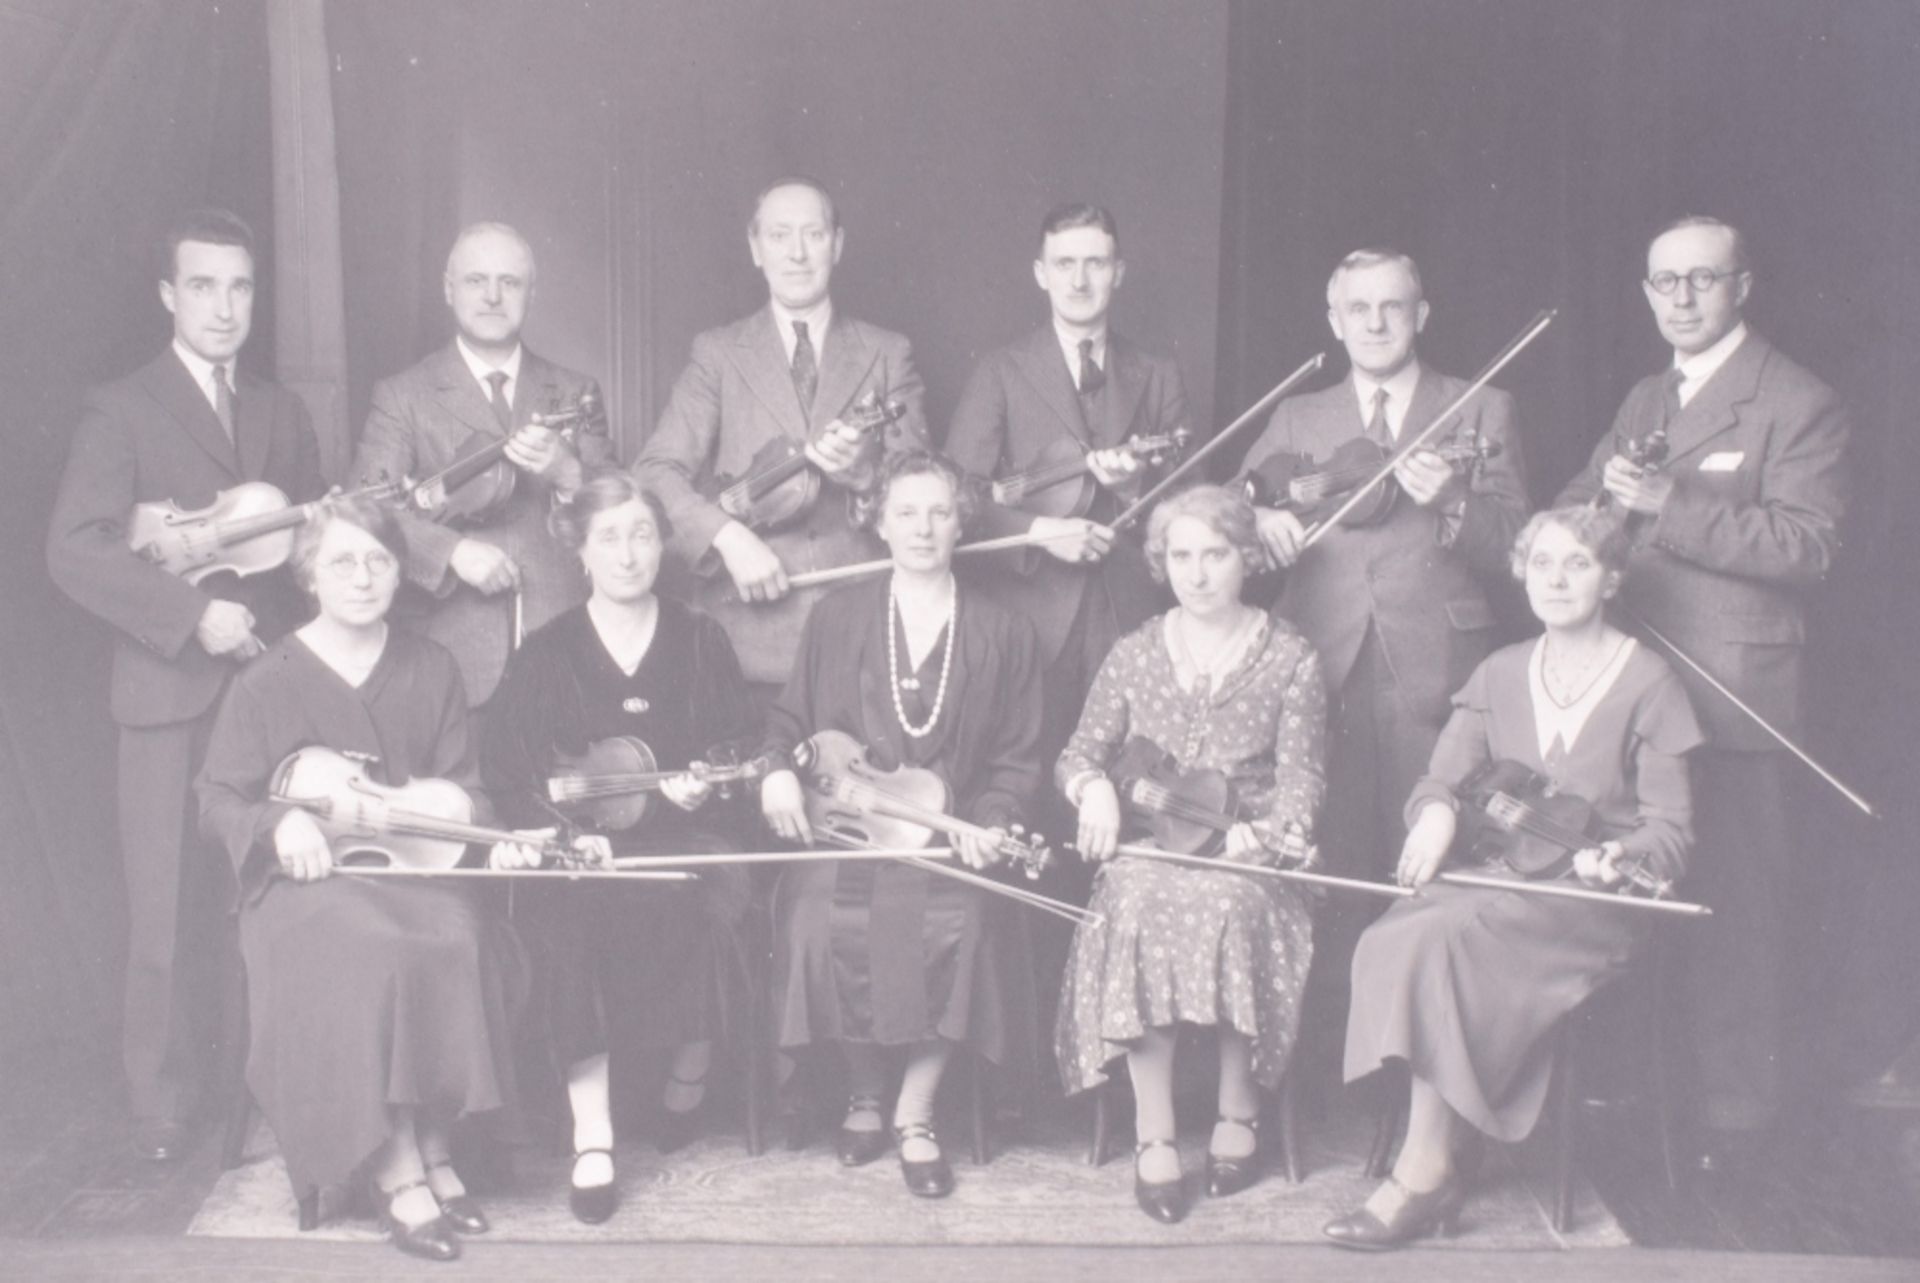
[48,209,322,1161]
[636,178,929,688]
[352,222,611,708]
[1557,216,1849,1170]
[1240,248,1529,1037]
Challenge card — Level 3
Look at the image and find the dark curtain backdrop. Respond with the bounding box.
[1217,0,1920,1096]
[0,1,275,1060]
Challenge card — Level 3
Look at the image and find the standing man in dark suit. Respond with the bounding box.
[1557,216,1848,1170]
[1240,248,1529,1026]
[47,209,323,1161]
[352,221,610,708]
[636,177,929,691]
[946,202,1187,806]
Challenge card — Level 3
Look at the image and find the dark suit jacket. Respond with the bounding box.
[1241,367,1529,727]
[635,306,929,685]
[1555,331,1848,749]
[352,343,610,707]
[944,326,1187,668]
[47,350,322,728]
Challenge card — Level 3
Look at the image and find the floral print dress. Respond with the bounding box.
[1054,611,1326,1093]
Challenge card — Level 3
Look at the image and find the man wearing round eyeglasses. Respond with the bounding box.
[1557,215,1850,1175]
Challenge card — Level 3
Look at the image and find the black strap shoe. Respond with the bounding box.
[569,1148,619,1224]
[1134,1138,1189,1224]
[377,1178,461,1263]
[425,1160,488,1234]
[835,1095,889,1167]
[895,1121,954,1198]
[1206,1114,1262,1199]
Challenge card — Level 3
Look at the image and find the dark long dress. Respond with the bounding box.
[195,630,527,1202]
[763,577,1044,1065]
[1053,613,1325,1093]
[1343,638,1703,1139]
[481,600,759,1063]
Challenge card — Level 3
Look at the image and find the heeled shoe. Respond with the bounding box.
[1322,1173,1467,1251]
[1133,1139,1189,1224]
[568,1147,619,1225]
[653,1071,710,1154]
[835,1095,889,1168]
[1206,1114,1262,1199]
[376,1178,461,1263]
[425,1160,488,1234]
[894,1121,953,1198]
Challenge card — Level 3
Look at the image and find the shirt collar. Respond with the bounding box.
[456,335,523,399]
[171,339,229,410]
[1672,321,1748,398]
[1351,360,1423,436]
[771,298,833,363]
[1054,322,1108,374]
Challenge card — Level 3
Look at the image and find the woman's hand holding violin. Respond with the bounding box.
[1074,777,1122,862]
[660,771,714,813]
[1573,840,1629,889]
[489,829,554,871]
[274,808,335,882]
[955,827,1009,871]
[1396,802,1458,888]
[1221,822,1267,865]
[761,769,814,845]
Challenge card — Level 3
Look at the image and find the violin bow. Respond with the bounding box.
[1110,842,1412,898]
[1621,607,1876,818]
[773,353,1329,597]
[1107,351,1329,533]
[1435,868,1712,917]
[1296,309,1557,554]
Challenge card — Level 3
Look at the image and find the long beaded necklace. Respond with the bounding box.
[1540,632,1629,710]
[888,575,957,739]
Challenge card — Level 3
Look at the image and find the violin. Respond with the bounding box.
[546,736,772,831]
[989,428,1191,519]
[269,745,589,871]
[409,391,600,526]
[129,478,405,584]
[702,391,905,533]
[1457,759,1673,899]
[1593,424,1670,511]
[1107,736,1315,863]
[1240,432,1499,529]
[790,729,1051,879]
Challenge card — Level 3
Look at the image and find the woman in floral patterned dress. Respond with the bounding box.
[1055,484,1326,1224]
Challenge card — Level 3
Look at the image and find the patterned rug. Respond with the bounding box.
[188,1105,1629,1249]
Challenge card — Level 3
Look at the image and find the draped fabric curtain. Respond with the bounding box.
[1216,0,1920,1092]
[0,0,274,1060]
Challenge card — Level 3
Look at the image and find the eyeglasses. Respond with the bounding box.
[1645,268,1744,296]
[320,550,398,579]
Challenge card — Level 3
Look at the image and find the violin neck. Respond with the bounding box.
[214,501,316,548]
[380,805,553,855]
[998,455,1089,500]
[426,439,513,496]
[737,449,812,503]
[837,778,992,847]
[1130,780,1238,833]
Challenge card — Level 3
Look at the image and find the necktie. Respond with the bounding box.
[791,320,819,410]
[1365,386,1391,443]
[212,364,235,443]
[486,370,512,431]
[1077,338,1105,396]
[1662,367,1686,426]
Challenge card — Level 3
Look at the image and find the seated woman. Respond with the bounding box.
[1056,484,1325,1224]
[758,449,1044,1199]
[482,471,759,1223]
[1325,503,1703,1250]
[196,498,552,1264]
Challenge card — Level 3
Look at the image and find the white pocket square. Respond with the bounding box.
[1698,451,1745,473]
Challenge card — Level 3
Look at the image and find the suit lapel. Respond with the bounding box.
[728,308,811,441]
[1399,368,1451,444]
[234,369,274,480]
[514,350,564,429]
[1661,332,1768,463]
[142,352,240,478]
[814,316,882,425]
[429,343,509,444]
[1098,334,1150,447]
[1012,326,1091,445]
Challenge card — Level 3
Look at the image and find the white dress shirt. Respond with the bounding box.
[1351,361,1424,440]
[171,339,233,416]
[1672,322,1749,409]
[457,335,524,409]
[1054,323,1108,382]
[771,298,834,364]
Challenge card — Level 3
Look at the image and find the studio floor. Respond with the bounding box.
[3,1033,1918,1280]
